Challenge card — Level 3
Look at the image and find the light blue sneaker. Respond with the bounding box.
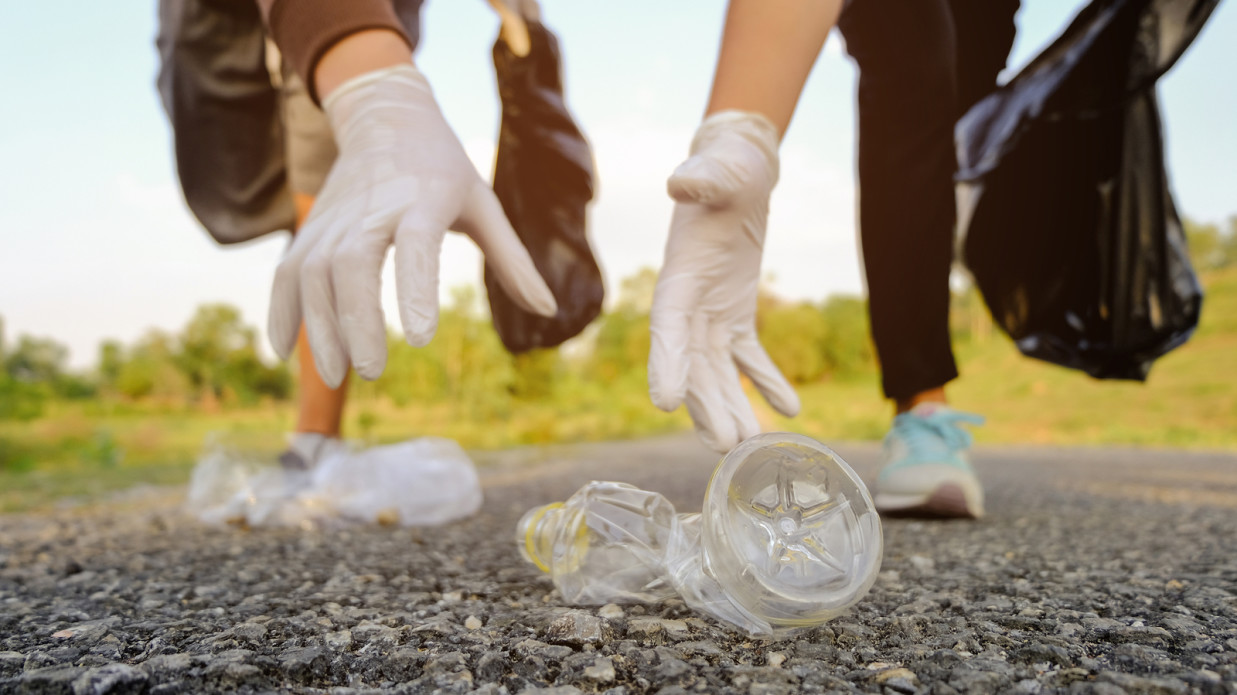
[873,404,986,518]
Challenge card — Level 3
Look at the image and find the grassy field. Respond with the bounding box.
[768,266,1237,449]
[2,267,1233,513]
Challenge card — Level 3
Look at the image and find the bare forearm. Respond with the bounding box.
[314,29,413,100]
[705,0,844,137]
[256,0,413,103]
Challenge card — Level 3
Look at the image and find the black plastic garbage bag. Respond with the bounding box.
[485,21,603,354]
[955,0,1217,380]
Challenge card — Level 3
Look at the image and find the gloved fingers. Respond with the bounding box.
[268,208,340,360]
[667,153,745,207]
[331,213,397,381]
[455,183,557,318]
[678,314,739,453]
[682,361,741,455]
[300,225,351,389]
[393,211,448,347]
[732,332,801,417]
[709,325,762,445]
[648,268,702,412]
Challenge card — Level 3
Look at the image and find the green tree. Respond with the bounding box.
[589,270,658,385]
[818,295,875,376]
[98,340,124,392]
[116,330,191,401]
[4,335,68,384]
[1184,217,1232,271]
[174,304,291,404]
[759,300,830,384]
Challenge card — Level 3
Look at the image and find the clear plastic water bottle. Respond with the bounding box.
[517,481,681,605]
[516,432,883,635]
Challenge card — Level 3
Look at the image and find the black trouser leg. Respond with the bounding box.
[838,0,1018,401]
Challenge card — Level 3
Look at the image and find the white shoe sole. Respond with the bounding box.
[874,481,984,519]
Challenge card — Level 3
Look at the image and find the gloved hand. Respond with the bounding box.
[648,111,800,453]
[268,64,557,387]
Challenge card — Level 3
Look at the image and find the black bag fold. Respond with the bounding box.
[955,0,1217,380]
[485,21,603,354]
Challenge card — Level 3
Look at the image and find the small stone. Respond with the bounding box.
[767,652,786,668]
[875,667,917,684]
[1165,579,1186,591]
[325,629,353,650]
[72,663,148,695]
[279,647,327,680]
[908,555,935,572]
[229,622,267,643]
[0,651,26,677]
[545,609,617,647]
[626,617,687,645]
[475,651,507,682]
[466,616,483,630]
[515,639,573,660]
[599,604,624,620]
[584,657,616,683]
[442,590,464,602]
[19,664,87,692]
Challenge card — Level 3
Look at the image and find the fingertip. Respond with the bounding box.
[402,315,438,348]
[667,164,718,205]
[352,353,387,382]
[527,281,558,318]
[648,386,684,414]
[775,389,801,418]
[314,352,347,390]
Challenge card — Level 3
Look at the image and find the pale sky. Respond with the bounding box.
[1,1,1234,368]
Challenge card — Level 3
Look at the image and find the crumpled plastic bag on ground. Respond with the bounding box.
[186,436,483,528]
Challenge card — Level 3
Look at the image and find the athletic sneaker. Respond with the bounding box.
[873,404,985,519]
[279,432,350,472]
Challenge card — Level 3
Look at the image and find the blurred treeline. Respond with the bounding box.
[2,216,1234,424]
[0,268,876,423]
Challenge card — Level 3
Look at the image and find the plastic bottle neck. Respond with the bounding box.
[517,502,566,573]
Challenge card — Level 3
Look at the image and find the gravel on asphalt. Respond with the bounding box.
[1,435,1235,694]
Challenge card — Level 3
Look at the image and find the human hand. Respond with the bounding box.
[648,111,800,453]
[268,64,557,387]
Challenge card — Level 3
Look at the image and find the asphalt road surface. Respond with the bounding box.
[2,434,1235,694]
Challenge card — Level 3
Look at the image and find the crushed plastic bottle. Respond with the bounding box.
[517,432,883,636]
[186,435,483,528]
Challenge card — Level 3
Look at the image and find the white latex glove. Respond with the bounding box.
[649,111,801,453]
[268,64,557,387]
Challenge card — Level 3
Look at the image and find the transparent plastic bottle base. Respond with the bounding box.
[517,432,883,636]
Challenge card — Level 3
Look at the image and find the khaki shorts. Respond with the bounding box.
[278,59,338,199]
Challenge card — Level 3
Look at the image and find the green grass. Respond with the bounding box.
[3,268,1234,513]
[763,267,1237,450]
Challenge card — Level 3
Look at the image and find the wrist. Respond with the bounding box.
[693,110,781,167]
[315,29,414,102]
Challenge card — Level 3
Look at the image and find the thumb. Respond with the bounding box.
[667,154,746,207]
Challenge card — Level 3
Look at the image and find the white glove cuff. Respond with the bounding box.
[322,64,433,145]
[690,110,781,166]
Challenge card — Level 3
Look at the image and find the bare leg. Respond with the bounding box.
[895,386,947,415]
[292,192,348,437]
